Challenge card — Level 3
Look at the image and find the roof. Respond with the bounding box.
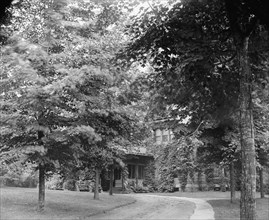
[122,147,154,158]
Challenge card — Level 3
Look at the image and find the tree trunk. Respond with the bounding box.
[238,37,257,220]
[109,167,114,196]
[94,168,100,200]
[122,166,127,192]
[230,162,235,203]
[259,167,265,198]
[197,170,202,191]
[38,164,45,212]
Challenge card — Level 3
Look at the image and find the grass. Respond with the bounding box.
[207,198,269,220]
[151,191,269,220]
[0,187,136,220]
[1,187,268,220]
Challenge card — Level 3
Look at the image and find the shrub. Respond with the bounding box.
[21,176,37,188]
[63,179,77,191]
[46,174,63,190]
[77,180,91,192]
[157,170,175,192]
[131,185,150,193]
[3,173,37,188]
[264,183,269,195]
[144,161,156,186]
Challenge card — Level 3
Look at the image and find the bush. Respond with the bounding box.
[4,177,21,187]
[21,176,37,188]
[0,176,6,187]
[77,180,91,192]
[144,161,156,186]
[3,174,37,188]
[131,185,150,193]
[262,183,269,195]
[46,174,63,190]
[179,171,188,192]
[156,169,175,192]
[63,179,77,191]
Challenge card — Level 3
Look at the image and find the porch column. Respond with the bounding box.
[135,165,138,186]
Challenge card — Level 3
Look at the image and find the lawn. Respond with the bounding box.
[207,198,269,220]
[1,188,268,220]
[0,187,136,220]
[151,191,269,220]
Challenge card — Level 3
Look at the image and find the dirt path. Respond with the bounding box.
[89,194,203,220]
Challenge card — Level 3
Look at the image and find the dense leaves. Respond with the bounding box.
[0,0,146,184]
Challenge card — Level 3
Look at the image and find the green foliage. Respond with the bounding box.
[63,179,77,191]
[123,0,243,123]
[122,0,269,129]
[0,0,148,184]
[0,0,15,43]
[153,134,202,192]
[46,173,63,190]
[0,162,38,188]
[143,160,156,190]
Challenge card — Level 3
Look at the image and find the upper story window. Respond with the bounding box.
[154,129,174,144]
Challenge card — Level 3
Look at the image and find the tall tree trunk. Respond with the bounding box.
[38,164,45,212]
[109,167,114,196]
[238,37,257,220]
[197,170,203,191]
[122,166,127,192]
[94,168,100,200]
[259,167,264,198]
[230,162,235,203]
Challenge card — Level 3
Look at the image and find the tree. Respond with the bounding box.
[254,91,269,198]
[1,0,143,209]
[224,1,269,218]
[198,125,241,202]
[0,37,103,210]
[0,0,13,25]
[122,0,269,219]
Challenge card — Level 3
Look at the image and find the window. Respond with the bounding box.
[170,131,174,141]
[128,165,145,179]
[138,166,144,179]
[128,164,135,179]
[154,129,174,144]
[155,129,162,144]
[162,135,168,143]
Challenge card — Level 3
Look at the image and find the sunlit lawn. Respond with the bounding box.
[1,187,268,220]
[0,187,136,220]
[152,190,269,220]
[207,198,269,220]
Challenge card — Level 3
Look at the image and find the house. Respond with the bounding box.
[114,151,154,189]
[151,118,208,192]
[101,147,154,192]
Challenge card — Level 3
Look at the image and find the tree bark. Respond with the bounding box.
[94,168,100,200]
[259,167,265,198]
[198,170,203,191]
[109,167,114,196]
[230,162,236,203]
[38,164,45,212]
[238,37,257,220]
[122,166,127,192]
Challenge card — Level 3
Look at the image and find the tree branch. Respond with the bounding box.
[186,120,204,137]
